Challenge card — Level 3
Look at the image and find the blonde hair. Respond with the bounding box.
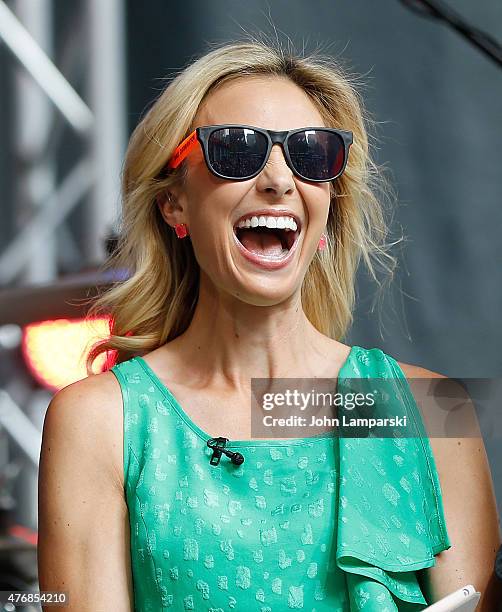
[86,39,398,374]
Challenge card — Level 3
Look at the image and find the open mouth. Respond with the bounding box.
[233,220,300,259]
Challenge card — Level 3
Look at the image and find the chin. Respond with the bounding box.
[230,279,301,307]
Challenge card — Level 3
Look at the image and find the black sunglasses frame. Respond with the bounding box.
[195,124,353,183]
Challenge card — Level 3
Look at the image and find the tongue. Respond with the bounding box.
[239,229,285,257]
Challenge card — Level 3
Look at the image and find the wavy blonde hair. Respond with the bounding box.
[86,39,398,374]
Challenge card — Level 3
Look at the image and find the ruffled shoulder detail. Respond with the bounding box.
[336,346,451,609]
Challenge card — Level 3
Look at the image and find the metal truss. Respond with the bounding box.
[0,0,127,539]
[0,0,126,285]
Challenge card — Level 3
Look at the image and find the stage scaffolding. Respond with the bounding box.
[0,0,127,286]
[0,1,127,590]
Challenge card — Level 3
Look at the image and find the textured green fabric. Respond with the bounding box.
[111,345,451,611]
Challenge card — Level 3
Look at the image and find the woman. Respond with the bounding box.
[37,41,501,610]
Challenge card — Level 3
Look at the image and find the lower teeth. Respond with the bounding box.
[265,248,289,259]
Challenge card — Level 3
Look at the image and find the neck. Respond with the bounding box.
[167,276,338,390]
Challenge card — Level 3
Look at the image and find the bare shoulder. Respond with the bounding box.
[38,371,134,608]
[43,370,124,490]
[395,357,482,447]
[396,359,447,379]
[394,360,450,434]
[395,357,488,524]
[395,358,481,433]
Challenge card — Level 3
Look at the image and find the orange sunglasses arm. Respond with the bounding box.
[167,130,199,169]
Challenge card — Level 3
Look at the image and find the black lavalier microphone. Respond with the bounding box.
[207,437,245,466]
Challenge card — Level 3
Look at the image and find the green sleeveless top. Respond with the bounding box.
[111,345,451,611]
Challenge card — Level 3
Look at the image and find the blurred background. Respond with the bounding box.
[0,0,501,605]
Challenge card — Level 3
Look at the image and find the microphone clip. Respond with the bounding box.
[207,437,244,466]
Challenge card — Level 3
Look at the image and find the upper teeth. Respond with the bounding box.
[236,215,298,232]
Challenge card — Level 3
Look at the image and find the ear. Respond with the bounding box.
[156,187,187,227]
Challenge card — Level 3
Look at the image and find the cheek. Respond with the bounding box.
[184,183,248,260]
[185,159,248,215]
[299,184,331,227]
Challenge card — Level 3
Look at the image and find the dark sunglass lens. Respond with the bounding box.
[208,128,268,178]
[288,130,345,180]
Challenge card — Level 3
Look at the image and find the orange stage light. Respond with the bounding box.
[21,317,110,392]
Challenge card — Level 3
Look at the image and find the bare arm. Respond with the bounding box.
[37,374,134,611]
[399,362,502,609]
[419,435,502,609]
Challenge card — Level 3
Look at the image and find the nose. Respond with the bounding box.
[254,143,295,198]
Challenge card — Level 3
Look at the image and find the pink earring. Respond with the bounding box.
[317,232,327,251]
[174,223,189,239]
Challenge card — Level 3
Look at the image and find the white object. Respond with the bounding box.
[423,584,481,611]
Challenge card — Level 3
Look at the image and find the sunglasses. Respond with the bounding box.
[166,124,353,183]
